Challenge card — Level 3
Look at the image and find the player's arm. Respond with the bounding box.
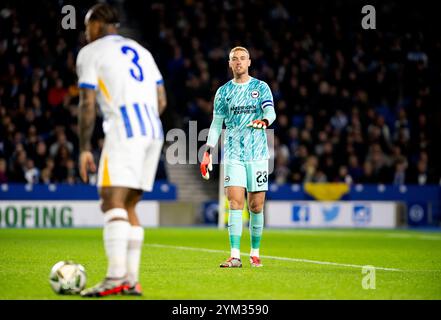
[157,83,167,115]
[149,51,167,116]
[76,47,98,183]
[78,88,97,182]
[247,82,276,129]
[200,116,223,179]
[261,100,276,126]
[200,88,225,180]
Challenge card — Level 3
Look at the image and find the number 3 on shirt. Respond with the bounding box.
[121,45,144,82]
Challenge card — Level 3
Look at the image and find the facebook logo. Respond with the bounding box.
[292,205,310,222]
[353,205,371,225]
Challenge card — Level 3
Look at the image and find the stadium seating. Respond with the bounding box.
[0,1,439,226]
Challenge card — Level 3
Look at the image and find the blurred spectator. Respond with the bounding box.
[53,145,71,182]
[39,158,55,184]
[49,131,74,158]
[337,165,353,185]
[9,145,27,182]
[407,159,431,185]
[0,158,8,183]
[330,110,348,131]
[40,167,52,184]
[34,141,48,169]
[360,161,377,184]
[366,144,392,183]
[392,157,408,186]
[347,155,363,183]
[274,139,290,184]
[48,79,67,107]
[24,159,40,184]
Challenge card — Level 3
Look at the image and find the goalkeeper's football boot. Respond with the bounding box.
[250,256,263,267]
[219,257,242,268]
[80,278,127,297]
[122,282,143,296]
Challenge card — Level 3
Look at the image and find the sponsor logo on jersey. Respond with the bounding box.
[251,90,259,98]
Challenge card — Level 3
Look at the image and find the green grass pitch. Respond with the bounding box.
[0,228,440,299]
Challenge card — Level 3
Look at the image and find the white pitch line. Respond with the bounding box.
[146,243,402,272]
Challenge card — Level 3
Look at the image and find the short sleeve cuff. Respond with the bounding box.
[78,82,97,90]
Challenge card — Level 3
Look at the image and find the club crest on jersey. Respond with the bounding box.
[251,90,259,98]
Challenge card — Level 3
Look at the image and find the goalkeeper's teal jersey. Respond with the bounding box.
[213,77,275,162]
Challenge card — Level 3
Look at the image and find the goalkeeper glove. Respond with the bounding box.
[200,148,213,180]
[247,119,269,129]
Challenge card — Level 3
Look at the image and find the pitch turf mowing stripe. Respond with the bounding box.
[265,230,441,240]
[146,243,403,272]
[385,234,441,240]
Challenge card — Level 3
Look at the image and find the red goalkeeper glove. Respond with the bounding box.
[200,150,213,180]
[247,119,269,129]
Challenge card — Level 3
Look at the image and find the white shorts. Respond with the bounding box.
[97,137,163,192]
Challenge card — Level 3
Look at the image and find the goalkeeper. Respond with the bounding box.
[200,47,276,268]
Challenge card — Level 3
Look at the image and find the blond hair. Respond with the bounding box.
[229,46,250,60]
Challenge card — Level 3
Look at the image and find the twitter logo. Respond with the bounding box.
[321,205,339,222]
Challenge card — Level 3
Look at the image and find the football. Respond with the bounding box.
[49,261,87,295]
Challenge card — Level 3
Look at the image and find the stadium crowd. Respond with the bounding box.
[0,0,440,185]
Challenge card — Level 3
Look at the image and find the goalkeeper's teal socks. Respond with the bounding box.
[249,210,264,257]
[228,209,264,259]
[228,209,243,259]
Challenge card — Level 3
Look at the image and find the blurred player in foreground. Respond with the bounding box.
[200,47,276,268]
[76,4,166,297]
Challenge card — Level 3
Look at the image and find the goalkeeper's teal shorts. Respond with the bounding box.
[224,159,268,192]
